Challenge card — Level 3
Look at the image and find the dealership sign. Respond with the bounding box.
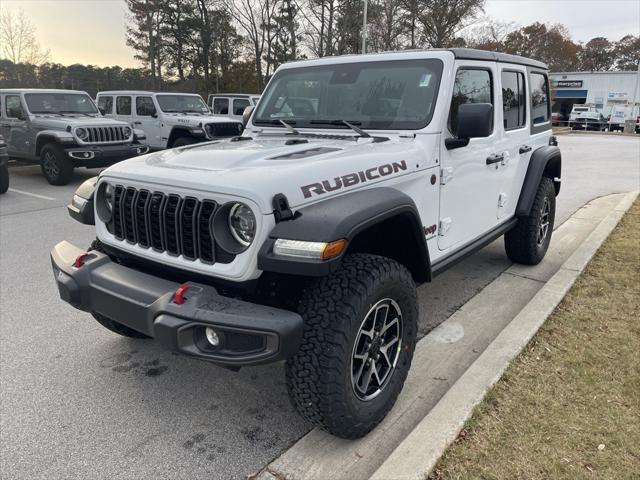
[555,80,583,88]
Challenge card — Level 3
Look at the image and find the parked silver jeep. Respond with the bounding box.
[0,89,149,185]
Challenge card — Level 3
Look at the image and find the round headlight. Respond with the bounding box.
[228,203,256,247]
[123,126,132,138]
[75,127,87,140]
[104,183,114,213]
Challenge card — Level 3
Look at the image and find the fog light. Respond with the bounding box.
[83,152,90,158]
[205,328,220,347]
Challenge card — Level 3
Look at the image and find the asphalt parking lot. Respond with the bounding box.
[1,134,639,480]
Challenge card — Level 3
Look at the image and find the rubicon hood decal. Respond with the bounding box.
[301,160,408,198]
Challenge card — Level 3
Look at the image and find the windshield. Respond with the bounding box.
[254,59,443,130]
[156,94,209,114]
[25,93,99,115]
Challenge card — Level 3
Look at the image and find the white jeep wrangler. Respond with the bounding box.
[52,49,560,439]
[96,91,244,149]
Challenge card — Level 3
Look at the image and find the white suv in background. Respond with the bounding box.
[97,91,244,149]
[208,93,260,121]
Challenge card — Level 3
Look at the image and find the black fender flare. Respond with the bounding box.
[67,176,97,225]
[258,187,431,281]
[516,145,561,217]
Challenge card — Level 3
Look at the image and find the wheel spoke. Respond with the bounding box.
[380,317,398,336]
[360,360,375,392]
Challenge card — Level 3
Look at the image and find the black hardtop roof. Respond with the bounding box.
[449,48,548,70]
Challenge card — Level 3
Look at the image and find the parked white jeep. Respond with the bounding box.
[52,49,561,439]
[96,91,244,149]
[208,93,261,121]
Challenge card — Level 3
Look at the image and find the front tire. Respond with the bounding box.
[172,136,197,148]
[505,177,556,265]
[40,144,74,185]
[286,254,418,439]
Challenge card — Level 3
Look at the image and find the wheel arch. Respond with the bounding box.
[516,145,561,217]
[35,131,74,157]
[258,187,432,283]
[167,126,200,147]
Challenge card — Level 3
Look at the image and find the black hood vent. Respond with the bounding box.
[269,147,341,160]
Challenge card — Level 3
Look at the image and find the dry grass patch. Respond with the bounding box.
[429,200,640,480]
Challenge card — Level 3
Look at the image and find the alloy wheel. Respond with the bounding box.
[351,298,403,401]
[537,197,550,246]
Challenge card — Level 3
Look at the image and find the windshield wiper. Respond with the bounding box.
[309,119,371,138]
[58,110,93,116]
[279,119,299,135]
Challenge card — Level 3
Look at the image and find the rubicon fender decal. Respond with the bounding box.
[301,160,408,198]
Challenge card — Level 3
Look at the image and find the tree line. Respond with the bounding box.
[0,1,638,98]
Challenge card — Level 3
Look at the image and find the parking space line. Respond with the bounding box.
[7,188,56,201]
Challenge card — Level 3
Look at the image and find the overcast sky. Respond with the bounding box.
[1,0,639,67]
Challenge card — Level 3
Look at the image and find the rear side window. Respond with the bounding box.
[449,68,493,133]
[501,71,526,130]
[529,73,550,125]
[97,96,113,115]
[5,95,24,118]
[116,96,132,115]
[136,96,156,116]
[213,98,228,114]
[233,98,250,116]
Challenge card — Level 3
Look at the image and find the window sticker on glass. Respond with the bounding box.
[419,74,432,87]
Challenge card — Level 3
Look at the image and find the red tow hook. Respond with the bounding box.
[173,284,190,305]
[74,252,89,268]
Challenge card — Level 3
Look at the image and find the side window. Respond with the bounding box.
[116,96,132,116]
[501,71,526,130]
[97,96,113,115]
[6,95,24,119]
[136,96,156,116]
[233,98,251,116]
[449,68,493,133]
[529,73,550,125]
[213,98,229,115]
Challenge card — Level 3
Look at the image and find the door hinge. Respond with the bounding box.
[440,167,453,185]
[439,218,452,236]
[498,192,508,208]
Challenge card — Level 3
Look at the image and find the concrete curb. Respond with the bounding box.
[370,190,638,480]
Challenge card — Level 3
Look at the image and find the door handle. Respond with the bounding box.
[486,153,504,165]
[519,145,532,154]
[133,121,142,125]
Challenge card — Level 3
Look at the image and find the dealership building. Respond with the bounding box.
[550,71,640,120]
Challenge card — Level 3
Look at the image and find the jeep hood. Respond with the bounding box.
[32,116,129,129]
[102,134,436,213]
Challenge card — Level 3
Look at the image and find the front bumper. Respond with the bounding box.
[50,241,303,367]
[64,144,149,168]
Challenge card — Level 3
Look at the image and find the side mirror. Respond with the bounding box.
[242,105,254,127]
[446,103,493,150]
[98,107,106,115]
[151,112,158,118]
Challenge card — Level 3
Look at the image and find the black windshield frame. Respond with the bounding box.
[253,59,444,130]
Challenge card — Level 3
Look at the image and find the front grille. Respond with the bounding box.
[206,122,243,138]
[109,186,235,264]
[85,126,130,144]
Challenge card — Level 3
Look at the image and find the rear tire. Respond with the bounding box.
[286,254,418,439]
[40,144,74,185]
[505,177,556,265]
[0,163,8,194]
